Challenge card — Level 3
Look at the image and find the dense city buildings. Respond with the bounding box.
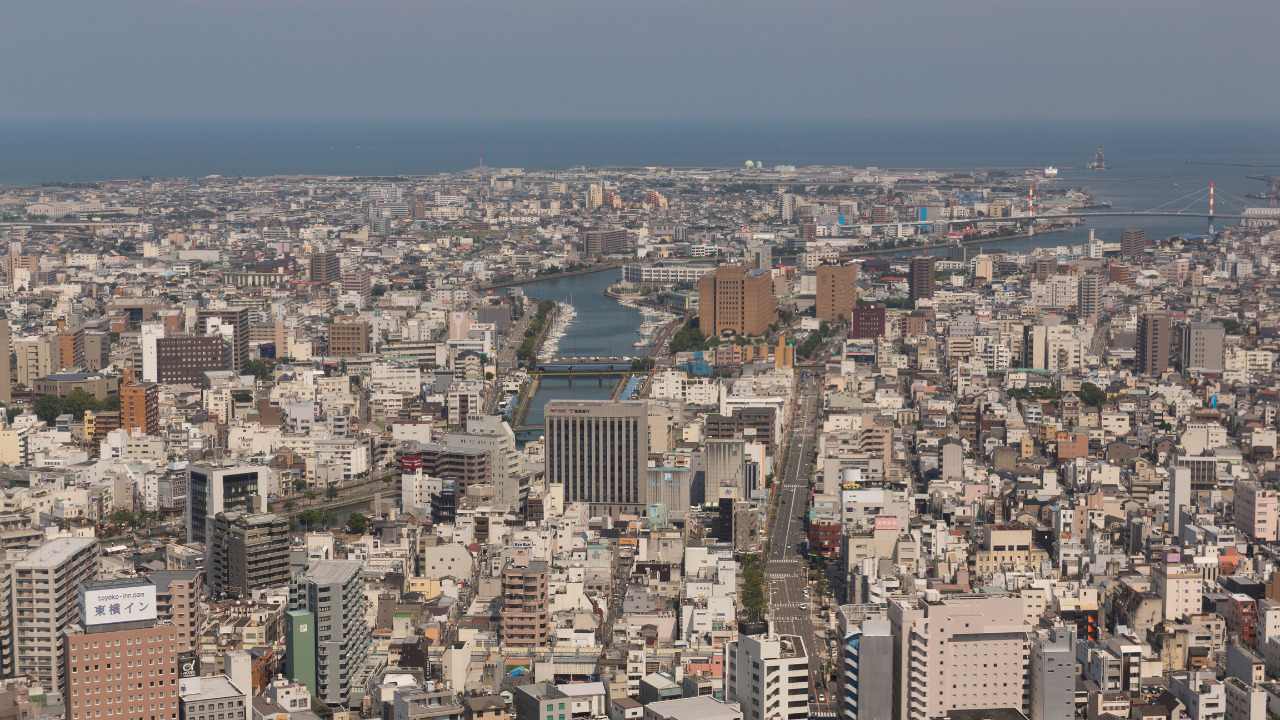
[0,162,1277,720]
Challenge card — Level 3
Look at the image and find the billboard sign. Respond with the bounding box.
[80,584,157,626]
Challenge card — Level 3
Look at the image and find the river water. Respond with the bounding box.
[512,269,643,437]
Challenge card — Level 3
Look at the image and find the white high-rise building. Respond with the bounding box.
[725,629,809,720]
[141,322,165,383]
[888,593,1031,720]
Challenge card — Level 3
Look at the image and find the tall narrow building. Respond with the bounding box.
[909,255,936,302]
[1029,623,1077,720]
[1136,311,1171,377]
[545,400,649,517]
[698,263,777,337]
[1121,226,1147,258]
[843,617,893,720]
[309,251,341,285]
[0,311,10,406]
[816,263,858,323]
[121,382,160,435]
[499,558,550,647]
[1077,274,1104,318]
[11,537,100,696]
[208,511,292,597]
[196,308,250,372]
[289,560,371,709]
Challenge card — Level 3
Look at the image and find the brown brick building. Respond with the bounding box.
[155,335,232,384]
[816,263,858,322]
[499,559,549,647]
[121,382,159,435]
[328,320,370,357]
[698,264,777,337]
[196,308,249,372]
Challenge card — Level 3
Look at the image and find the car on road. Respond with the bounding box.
[799,603,807,610]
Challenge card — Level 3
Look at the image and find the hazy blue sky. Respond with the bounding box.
[3,0,1277,122]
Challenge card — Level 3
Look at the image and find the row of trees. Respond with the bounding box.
[516,299,558,364]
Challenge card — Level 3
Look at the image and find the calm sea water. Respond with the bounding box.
[2,118,1277,186]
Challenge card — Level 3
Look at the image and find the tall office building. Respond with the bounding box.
[545,400,649,517]
[698,264,777,337]
[816,263,858,323]
[155,335,232,384]
[1078,273,1104,318]
[1181,321,1226,375]
[849,305,886,340]
[55,321,86,370]
[328,320,370,357]
[186,463,267,544]
[208,511,292,597]
[1121,226,1147,258]
[121,382,160,435]
[778,191,795,224]
[196,308,249,372]
[909,255,936,301]
[14,334,54,387]
[725,630,810,720]
[445,415,522,506]
[309,251,341,285]
[843,618,892,720]
[888,594,1031,720]
[580,227,632,255]
[499,558,550,647]
[1029,623,1077,720]
[64,578,180,720]
[1136,311,1171,377]
[11,537,100,696]
[289,560,372,708]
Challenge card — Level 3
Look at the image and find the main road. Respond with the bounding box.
[763,371,837,716]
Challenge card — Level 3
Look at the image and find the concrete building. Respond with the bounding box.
[1078,274,1104,318]
[909,256,936,302]
[64,578,179,720]
[1182,321,1226,375]
[545,400,649,517]
[817,263,858,323]
[186,463,268,544]
[1029,623,1077,720]
[208,511,292,597]
[309,251,341,285]
[155,335,232,384]
[581,227,632,256]
[699,264,777,337]
[1235,481,1278,543]
[499,558,550,647]
[725,630,809,720]
[843,617,892,720]
[1170,671,1225,720]
[1137,311,1171,377]
[196,308,249,373]
[329,320,370,357]
[1154,561,1203,621]
[1121,226,1147,259]
[11,537,100,696]
[149,568,202,652]
[289,559,372,708]
[849,305,886,340]
[888,593,1031,720]
[179,675,249,720]
[121,382,160,435]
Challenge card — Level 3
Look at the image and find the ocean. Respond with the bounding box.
[3,117,1277,249]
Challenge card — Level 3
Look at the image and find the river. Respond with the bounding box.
[512,268,643,438]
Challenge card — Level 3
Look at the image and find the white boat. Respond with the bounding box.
[1043,166,1058,177]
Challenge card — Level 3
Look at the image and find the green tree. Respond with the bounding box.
[325,485,339,500]
[101,395,121,412]
[108,509,139,527]
[346,512,369,534]
[304,490,317,503]
[33,394,65,423]
[63,389,98,420]
[292,478,307,493]
[243,359,274,382]
[1078,382,1108,408]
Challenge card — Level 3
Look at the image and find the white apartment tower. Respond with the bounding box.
[725,629,810,720]
[11,537,100,696]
